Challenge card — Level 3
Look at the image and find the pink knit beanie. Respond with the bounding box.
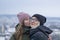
[17,12,30,24]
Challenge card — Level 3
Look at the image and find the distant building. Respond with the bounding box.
[0,24,5,33]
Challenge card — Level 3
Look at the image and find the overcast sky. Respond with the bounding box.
[0,0,60,17]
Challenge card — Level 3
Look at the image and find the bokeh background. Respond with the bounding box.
[0,0,60,40]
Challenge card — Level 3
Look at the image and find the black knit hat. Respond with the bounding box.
[32,14,46,25]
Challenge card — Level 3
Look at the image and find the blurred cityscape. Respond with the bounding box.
[0,15,60,40]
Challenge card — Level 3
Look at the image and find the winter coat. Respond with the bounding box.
[30,25,53,40]
[10,24,30,40]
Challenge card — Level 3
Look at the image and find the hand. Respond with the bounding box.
[48,35,52,40]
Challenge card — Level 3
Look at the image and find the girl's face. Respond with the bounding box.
[24,17,30,26]
[30,17,40,28]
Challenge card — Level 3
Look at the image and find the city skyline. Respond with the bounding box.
[0,0,60,17]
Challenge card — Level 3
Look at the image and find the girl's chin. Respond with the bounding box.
[30,25,38,29]
[30,24,40,28]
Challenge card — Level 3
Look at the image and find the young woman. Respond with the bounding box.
[30,14,53,40]
[10,12,31,40]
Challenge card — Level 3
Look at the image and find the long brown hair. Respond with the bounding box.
[15,23,24,40]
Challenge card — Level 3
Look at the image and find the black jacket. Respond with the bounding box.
[30,25,53,40]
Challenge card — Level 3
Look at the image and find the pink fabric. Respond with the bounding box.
[17,12,30,24]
